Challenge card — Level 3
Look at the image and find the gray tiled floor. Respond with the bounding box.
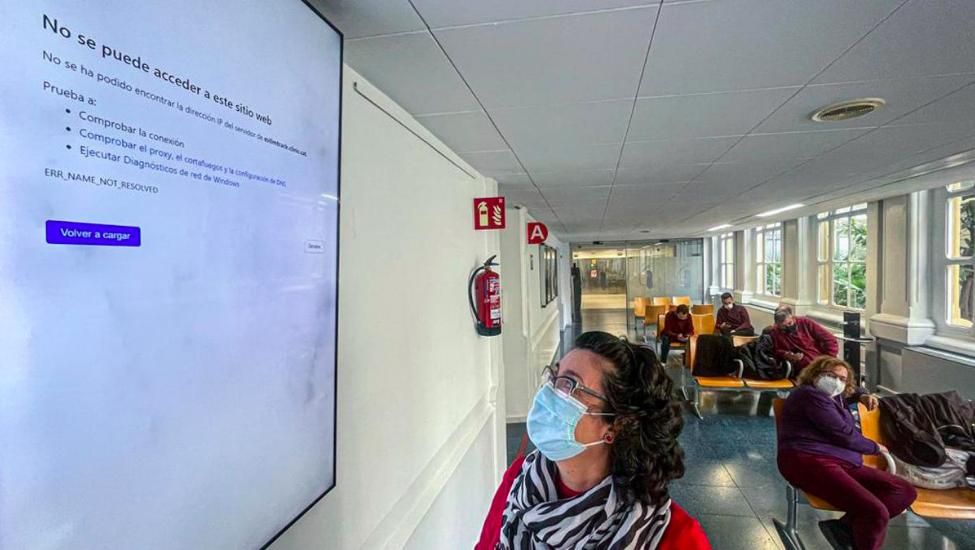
[505,309,975,549]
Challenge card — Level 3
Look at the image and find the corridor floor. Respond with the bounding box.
[505,312,975,549]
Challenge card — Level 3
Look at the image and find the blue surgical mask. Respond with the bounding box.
[527,383,614,462]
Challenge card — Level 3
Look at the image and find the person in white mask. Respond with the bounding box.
[776,357,914,550]
[715,292,754,336]
[476,331,710,550]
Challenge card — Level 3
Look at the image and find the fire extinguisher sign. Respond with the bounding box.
[473,197,506,230]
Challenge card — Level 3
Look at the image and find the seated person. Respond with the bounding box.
[476,332,710,549]
[778,357,915,550]
[770,306,838,373]
[715,292,754,336]
[660,304,694,363]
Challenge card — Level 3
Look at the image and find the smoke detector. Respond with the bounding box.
[811,98,885,122]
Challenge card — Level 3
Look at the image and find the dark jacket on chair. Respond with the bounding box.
[736,328,789,380]
[879,391,975,468]
[693,334,737,376]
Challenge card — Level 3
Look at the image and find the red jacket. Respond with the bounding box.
[663,311,694,339]
[770,317,838,371]
[476,455,711,549]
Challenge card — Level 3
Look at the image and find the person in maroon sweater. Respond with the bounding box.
[715,292,754,336]
[660,304,694,362]
[778,357,915,550]
[770,307,838,373]
[476,332,710,549]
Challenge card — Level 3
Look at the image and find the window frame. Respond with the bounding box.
[816,203,868,310]
[933,183,975,337]
[719,232,735,290]
[754,222,782,298]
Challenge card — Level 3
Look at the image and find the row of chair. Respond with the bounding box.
[771,399,975,549]
[683,333,796,419]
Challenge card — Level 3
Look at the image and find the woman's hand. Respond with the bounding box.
[859,393,880,411]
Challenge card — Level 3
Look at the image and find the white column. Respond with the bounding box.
[738,229,754,304]
[869,191,936,345]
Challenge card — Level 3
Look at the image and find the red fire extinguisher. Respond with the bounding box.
[468,255,502,336]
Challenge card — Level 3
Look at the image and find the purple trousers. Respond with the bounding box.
[778,449,917,550]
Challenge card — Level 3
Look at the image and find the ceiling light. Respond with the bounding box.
[708,224,732,231]
[756,203,804,217]
[811,98,885,122]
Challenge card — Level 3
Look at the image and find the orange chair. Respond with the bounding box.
[632,297,647,333]
[691,313,716,337]
[691,303,714,315]
[771,399,891,549]
[858,404,975,520]
[671,296,692,307]
[657,313,689,363]
[650,296,671,307]
[683,334,745,413]
[643,304,668,342]
[772,398,975,550]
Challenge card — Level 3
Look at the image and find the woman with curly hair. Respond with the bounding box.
[476,331,709,549]
[777,356,915,550]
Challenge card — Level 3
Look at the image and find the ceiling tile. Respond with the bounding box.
[415,111,507,152]
[494,173,533,186]
[619,136,739,170]
[640,0,901,96]
[491,100,632,151]
[553,201,607,222]
[516,143,622,173]
[541,186,612,207]
[722,129,870,166]
[346,32,479,115]
[413,0,655,28]
[814,0,975,85]
[755,75,974,133]
[628,88,800,140]
[531,169,615,187]
[615,164,707,185]
[459,150,523,173]
[308,0,424,39]
[433,8,657,109]
[887,83,975,126]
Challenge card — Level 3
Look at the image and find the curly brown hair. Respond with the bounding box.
[796,356,856,398]
[573,331,685,506]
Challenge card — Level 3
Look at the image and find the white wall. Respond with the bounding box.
[500,208,566,422]
[270,67,503,549]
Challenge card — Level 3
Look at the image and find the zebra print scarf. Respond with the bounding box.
[498,451,671,549]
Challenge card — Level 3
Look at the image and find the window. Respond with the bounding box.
[719,232,735,289]
[755,223,782,297]
[817,204,868,309]
[944,182,975,328]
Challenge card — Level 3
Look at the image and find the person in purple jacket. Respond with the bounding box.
[777,357,916,550]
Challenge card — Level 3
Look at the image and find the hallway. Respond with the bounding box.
[508,315,975,550]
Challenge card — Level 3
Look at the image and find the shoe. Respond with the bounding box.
[818,519,854,550]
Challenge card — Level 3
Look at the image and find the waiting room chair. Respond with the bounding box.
[657,313,689,364]
[633,297,647,334]
[671,296,692,307]
[691,313,716,336]
[691,303,714,315]
[650,296,671,307]
[643,304,668,343]
[771,398,897,550]
[857,402,975,520]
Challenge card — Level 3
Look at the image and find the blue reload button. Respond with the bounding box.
[46,220,141,247]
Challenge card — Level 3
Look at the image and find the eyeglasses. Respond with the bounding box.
[543,363,610,404]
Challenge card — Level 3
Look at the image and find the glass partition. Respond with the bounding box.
[572,240,704,340]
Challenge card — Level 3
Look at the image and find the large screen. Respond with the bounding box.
[0,1,341,548]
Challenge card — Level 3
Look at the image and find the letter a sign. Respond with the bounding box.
[527,222,548,244]
[473,197,506,230]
